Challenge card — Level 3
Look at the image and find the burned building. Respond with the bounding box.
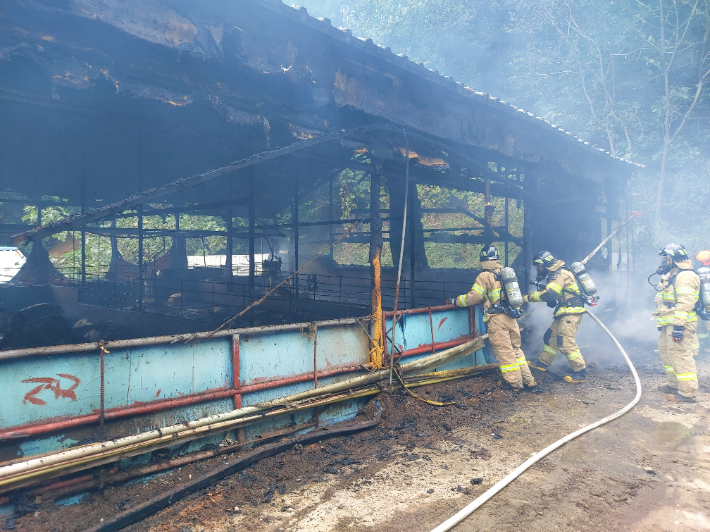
[0,0,641,339]
[0,0,648,519]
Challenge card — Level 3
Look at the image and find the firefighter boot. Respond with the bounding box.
[528,358,550,372]
[496,379,524,394]
[666,392,697,404]
[657,384,677,394]
[563,369,587,384]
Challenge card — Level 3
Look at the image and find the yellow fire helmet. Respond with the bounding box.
[696,250,710,266]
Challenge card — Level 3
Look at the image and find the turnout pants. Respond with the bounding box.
[487,313,535,389]
[659,322,698,398]
[538,314,586,372]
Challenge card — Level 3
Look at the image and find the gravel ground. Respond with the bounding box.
[8,341,710,532]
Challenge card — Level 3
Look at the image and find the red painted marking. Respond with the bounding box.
[156,389,161,397]
[22,374,80,406]
[438,317,448,329]
[325,358,331,367]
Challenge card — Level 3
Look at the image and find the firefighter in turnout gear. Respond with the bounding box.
[449,246,536,392]
[523,251,587,383]
[655,244,700,403]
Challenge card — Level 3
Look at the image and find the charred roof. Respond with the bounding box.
[0,0,638,213]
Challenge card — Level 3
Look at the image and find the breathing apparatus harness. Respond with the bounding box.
[530,266,599,312]
[487,271,522,319]
[651,268,710,321]
[649,243,709,320]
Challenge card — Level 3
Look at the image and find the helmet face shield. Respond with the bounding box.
[535,264,547,281]
[656,256,672,275]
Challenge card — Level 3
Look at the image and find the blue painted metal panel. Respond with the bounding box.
[239,329,314,386]
[18,434,79,458]
[384,308,470,354]
[241,380,314,406]
[103,339,232,409]
[384,313,431,354]
[383,307,487,370]
[0,306,488,465]
[474,306,494,364]
[0,354,101,429]
[315,324,368,372]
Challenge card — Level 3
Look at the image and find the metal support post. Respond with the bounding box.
[137,133,144,312]
[293,176,299,296]
[504,197,509,266]
[484,177,494,234]
[138,204,144,312]
[606,217,613,271]
[409,185,416,309]
[226,179,233,286]
[369,172,384,369]
[248,170,255,296]
[329,174,334,260]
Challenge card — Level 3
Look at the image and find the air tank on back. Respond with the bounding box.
[698,267,710,312]
[500,267,524,308]
[570,262,598,296]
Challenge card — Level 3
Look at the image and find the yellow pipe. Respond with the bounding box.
[370,250,384,368]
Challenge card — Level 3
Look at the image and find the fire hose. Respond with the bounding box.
[430,309,642,532]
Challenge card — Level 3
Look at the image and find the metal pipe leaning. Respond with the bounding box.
[0,317,366,360]
[429,311,641,532]
[31,363,500,503]
[0,337,484,484]
[82,402,385,532]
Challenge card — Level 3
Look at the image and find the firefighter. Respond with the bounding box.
[654,244,700,403]
[523,251,587,383]
[448,246,536,393]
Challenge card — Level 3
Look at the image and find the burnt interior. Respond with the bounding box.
[0,0,637,349]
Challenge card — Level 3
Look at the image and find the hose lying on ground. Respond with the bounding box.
[430,309,642,532]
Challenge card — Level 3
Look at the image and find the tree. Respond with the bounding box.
[636,0,710,230]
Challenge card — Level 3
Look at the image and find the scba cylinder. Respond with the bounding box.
[698,267,710,310]
[570,262,598,296]
[500,267,524,308]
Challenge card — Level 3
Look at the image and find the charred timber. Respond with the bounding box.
[11,124,389,246]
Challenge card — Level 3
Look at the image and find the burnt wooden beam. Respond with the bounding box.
[81,228,286,239]
[11,124,387,246]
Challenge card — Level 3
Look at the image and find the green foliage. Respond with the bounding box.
[23,199,78,242]
[53,233,111,279]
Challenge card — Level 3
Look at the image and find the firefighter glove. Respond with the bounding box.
[522,294,529,304]
[446,298,456,306]
[657,326,662,331]
[672,325,684,343]
[546,300,557,308]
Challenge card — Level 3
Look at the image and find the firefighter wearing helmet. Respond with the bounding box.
[448,246,537,393]
[523,251,588,383]
[654,244,700,403]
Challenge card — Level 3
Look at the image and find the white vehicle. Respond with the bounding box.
[0,247,26,284]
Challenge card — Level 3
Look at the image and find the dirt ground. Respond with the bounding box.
[8,341,710,532]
